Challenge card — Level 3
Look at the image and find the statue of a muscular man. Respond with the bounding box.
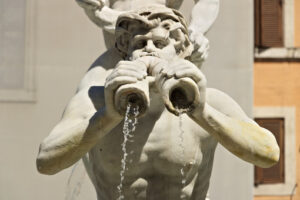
[37,6,279,200]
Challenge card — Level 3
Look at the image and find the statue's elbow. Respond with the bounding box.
[269,144,280,166]
[259,144,280,168]
[36,154,61,175]
[36,143,62,175]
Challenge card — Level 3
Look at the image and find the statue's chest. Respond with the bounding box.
[142,115,203,177]
[91,111,208,182]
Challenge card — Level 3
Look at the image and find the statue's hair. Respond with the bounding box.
[115,5,193,59]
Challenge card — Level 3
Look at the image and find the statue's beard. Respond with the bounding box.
[128,52,159,61]
[128,51,175,61]
[139,52,159,58]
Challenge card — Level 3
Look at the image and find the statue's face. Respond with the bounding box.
[127,26,178,61]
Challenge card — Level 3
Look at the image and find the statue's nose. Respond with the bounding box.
[145,40,156,52]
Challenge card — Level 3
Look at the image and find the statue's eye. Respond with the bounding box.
[154,40,167,49]
[134,40,147,49]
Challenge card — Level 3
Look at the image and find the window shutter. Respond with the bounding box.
[254,118,284,185]
[255,0,261,47]
[255,0,284,47]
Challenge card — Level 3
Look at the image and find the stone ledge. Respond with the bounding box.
[255,47,300,60]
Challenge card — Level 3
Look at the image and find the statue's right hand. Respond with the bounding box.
[104,60,147,117]
[134,56,168,77]
[75,0,104,10]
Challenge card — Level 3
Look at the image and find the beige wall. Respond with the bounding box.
[295,0,300,47]
[254,62,300,200]
[254,1,300,198]
[0,1,102,199]
[0,0,254,199]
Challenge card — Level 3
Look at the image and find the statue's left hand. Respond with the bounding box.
[157,59,207,113]
[188,30,209,67]
[76,0,104,11]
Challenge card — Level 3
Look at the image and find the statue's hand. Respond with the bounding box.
[157,58,207,113]
[75,0,104,11]
[104,60,147,117]
[134,56,168,77]
[188,29,209,67]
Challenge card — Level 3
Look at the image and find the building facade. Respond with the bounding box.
[0,0,254,199]
[254,0,300,199]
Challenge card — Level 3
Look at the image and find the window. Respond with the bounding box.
[255,0,284,48]
[254,118,284,185]
[254,0,299,59]
[0,0,35,101]
[253,107,296,196]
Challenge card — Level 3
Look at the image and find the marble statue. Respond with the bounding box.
[75,0,220,66]
[36,5,279,200]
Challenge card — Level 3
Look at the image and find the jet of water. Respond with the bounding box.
[65,160,86,200]
[117,103,139,200]
[178,111,186,187]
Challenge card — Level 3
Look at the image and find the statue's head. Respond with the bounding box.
[115,5,193,60]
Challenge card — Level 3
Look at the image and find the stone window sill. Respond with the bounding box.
[254,47,300,61]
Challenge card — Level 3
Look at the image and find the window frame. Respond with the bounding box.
[0,0,36,102]
[254,118,285,185]
[253,107,296,196]
[254,0,300,60]
[255,0,284,48]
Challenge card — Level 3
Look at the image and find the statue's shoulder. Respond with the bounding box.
[78,48,123,89]
[206,88,248,119]
[89,48,123,71]
[206,88,231,101]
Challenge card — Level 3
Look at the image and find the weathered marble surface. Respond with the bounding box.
[36,4,279,200]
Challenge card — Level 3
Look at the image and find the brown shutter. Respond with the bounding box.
[255,0,261,47]
[255,0,284,47]
[254,118,284,185]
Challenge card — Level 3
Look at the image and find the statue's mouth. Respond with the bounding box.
[129,52,160,61]
[140,52,159,58]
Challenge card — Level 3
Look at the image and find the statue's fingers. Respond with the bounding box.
[117,61,147,72]
[148,61,165,77]
[166,68,177,78]
[175,69,204,83]
[107,70,144,82]
[198,41,209,55]
[116,65,147,76]
[105,76,137,91]
[171,61,198,73]
[98,0,105,7]
[170,63,192,71]
[155,72,168,89]
[84,0,101,7]
[116,69,146,80]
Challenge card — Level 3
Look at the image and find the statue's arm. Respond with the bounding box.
[86,6,122,33]
[36,69,122,175]
[188,0,219,66]
[190,88,280,168]
[76,0,122,33]
[156,58,278,167]
[36,50,147,175]
[189,0,220,34]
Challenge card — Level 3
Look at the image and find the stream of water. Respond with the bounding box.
[117,103,139,200]
[178,111,186,188]
[65,161,86,200]
[65,104,190,200]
